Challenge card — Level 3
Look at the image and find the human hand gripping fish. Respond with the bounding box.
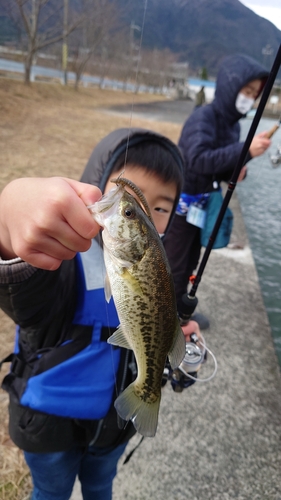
[88,177,186,437]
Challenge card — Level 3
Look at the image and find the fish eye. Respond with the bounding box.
[124,206,136,219]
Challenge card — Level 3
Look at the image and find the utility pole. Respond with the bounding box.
[62,0,68,85]
[130,21,141,93]
[262,44,273,68]
[25,0,36,83]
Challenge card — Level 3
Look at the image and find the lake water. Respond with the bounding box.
[237,117,281,365]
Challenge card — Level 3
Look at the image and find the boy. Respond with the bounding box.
[0,128,199,500]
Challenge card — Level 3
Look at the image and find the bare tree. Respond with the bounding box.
[68,0,121,91]
[116,21,141,93]
[139,48,179,90]
[2,0,81,84]
[83,28,130,89]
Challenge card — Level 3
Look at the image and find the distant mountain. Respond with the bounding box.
[0,0,280,76]
[117,0,281,75]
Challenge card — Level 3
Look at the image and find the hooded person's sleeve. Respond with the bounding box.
[179,108,251,181]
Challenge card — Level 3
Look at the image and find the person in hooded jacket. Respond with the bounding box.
[163,54,271,322]
[0,128,200,500]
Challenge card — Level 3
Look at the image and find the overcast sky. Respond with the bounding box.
[239,0,281,31]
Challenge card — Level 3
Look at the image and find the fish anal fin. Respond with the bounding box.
[168,324,186,370]
[107,326,132,350]
[114,383,160,437]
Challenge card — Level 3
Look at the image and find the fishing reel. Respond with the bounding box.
[161,293,203,392]
[162,333,207,393]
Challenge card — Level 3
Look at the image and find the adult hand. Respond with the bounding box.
[237,165,247,182]
[181,319,202,343]
[0,177,102,270]
[249,131,271,158]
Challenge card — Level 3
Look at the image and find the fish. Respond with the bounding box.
[89,177,186,437]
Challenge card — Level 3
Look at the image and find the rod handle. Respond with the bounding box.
[265,124,279,138]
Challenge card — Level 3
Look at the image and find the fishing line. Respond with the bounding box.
[188,42,281,300]
[123,0,149,167]
[96,1,149,396]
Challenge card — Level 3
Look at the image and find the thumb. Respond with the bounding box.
[62,178,102,206]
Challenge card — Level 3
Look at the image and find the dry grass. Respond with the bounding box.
[0,77,181,499]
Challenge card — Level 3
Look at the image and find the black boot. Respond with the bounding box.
[191,312,210,330]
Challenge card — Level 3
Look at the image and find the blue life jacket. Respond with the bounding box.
[2,241,123,420]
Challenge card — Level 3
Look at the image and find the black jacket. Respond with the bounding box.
[0,128,183,452]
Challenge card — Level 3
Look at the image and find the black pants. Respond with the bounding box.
[164,214,201,305]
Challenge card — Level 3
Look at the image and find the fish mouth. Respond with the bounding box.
[88,186,122,226]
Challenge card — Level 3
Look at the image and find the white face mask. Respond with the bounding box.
[235,93,255,114]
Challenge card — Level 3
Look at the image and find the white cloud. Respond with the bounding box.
[240,1,281,31]
[242,0,280,7]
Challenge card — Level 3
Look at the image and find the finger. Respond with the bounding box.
[63,178,102,205]
[64,202,101,241]
[15,235,78,265]
[181,320,199,339]
[20,221,92,259]
[59,178,102,239]
[23,253,65,271]
[13,231,76,270]
[39,219,93,254]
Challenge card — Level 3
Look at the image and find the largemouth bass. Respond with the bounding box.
[89,177,185,437]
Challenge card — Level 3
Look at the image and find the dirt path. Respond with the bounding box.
[108,98,194,124]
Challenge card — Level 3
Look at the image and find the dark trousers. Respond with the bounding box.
[164,214,201,305]
[24,442,127,500]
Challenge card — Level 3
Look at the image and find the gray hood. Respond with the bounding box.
[80,127,184,234]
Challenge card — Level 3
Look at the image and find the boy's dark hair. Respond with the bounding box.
[111,141,183,196]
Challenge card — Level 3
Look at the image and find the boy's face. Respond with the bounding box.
[240,79,262,100]
[104,165,177,235]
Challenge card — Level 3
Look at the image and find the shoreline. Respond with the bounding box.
[108,99,281,124]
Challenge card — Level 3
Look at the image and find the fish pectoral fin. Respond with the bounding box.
[104,273,112,303]
[107,326,132,350]
[122,268,143,295]
[114,383,160,437]
[168,324,186,370]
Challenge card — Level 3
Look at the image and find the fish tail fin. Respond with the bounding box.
[114,383,160,437]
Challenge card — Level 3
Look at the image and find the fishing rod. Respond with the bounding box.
[179,43,281,322]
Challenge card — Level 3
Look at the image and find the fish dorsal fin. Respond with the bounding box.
[168,324,186,370]
[107,325,132,350]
